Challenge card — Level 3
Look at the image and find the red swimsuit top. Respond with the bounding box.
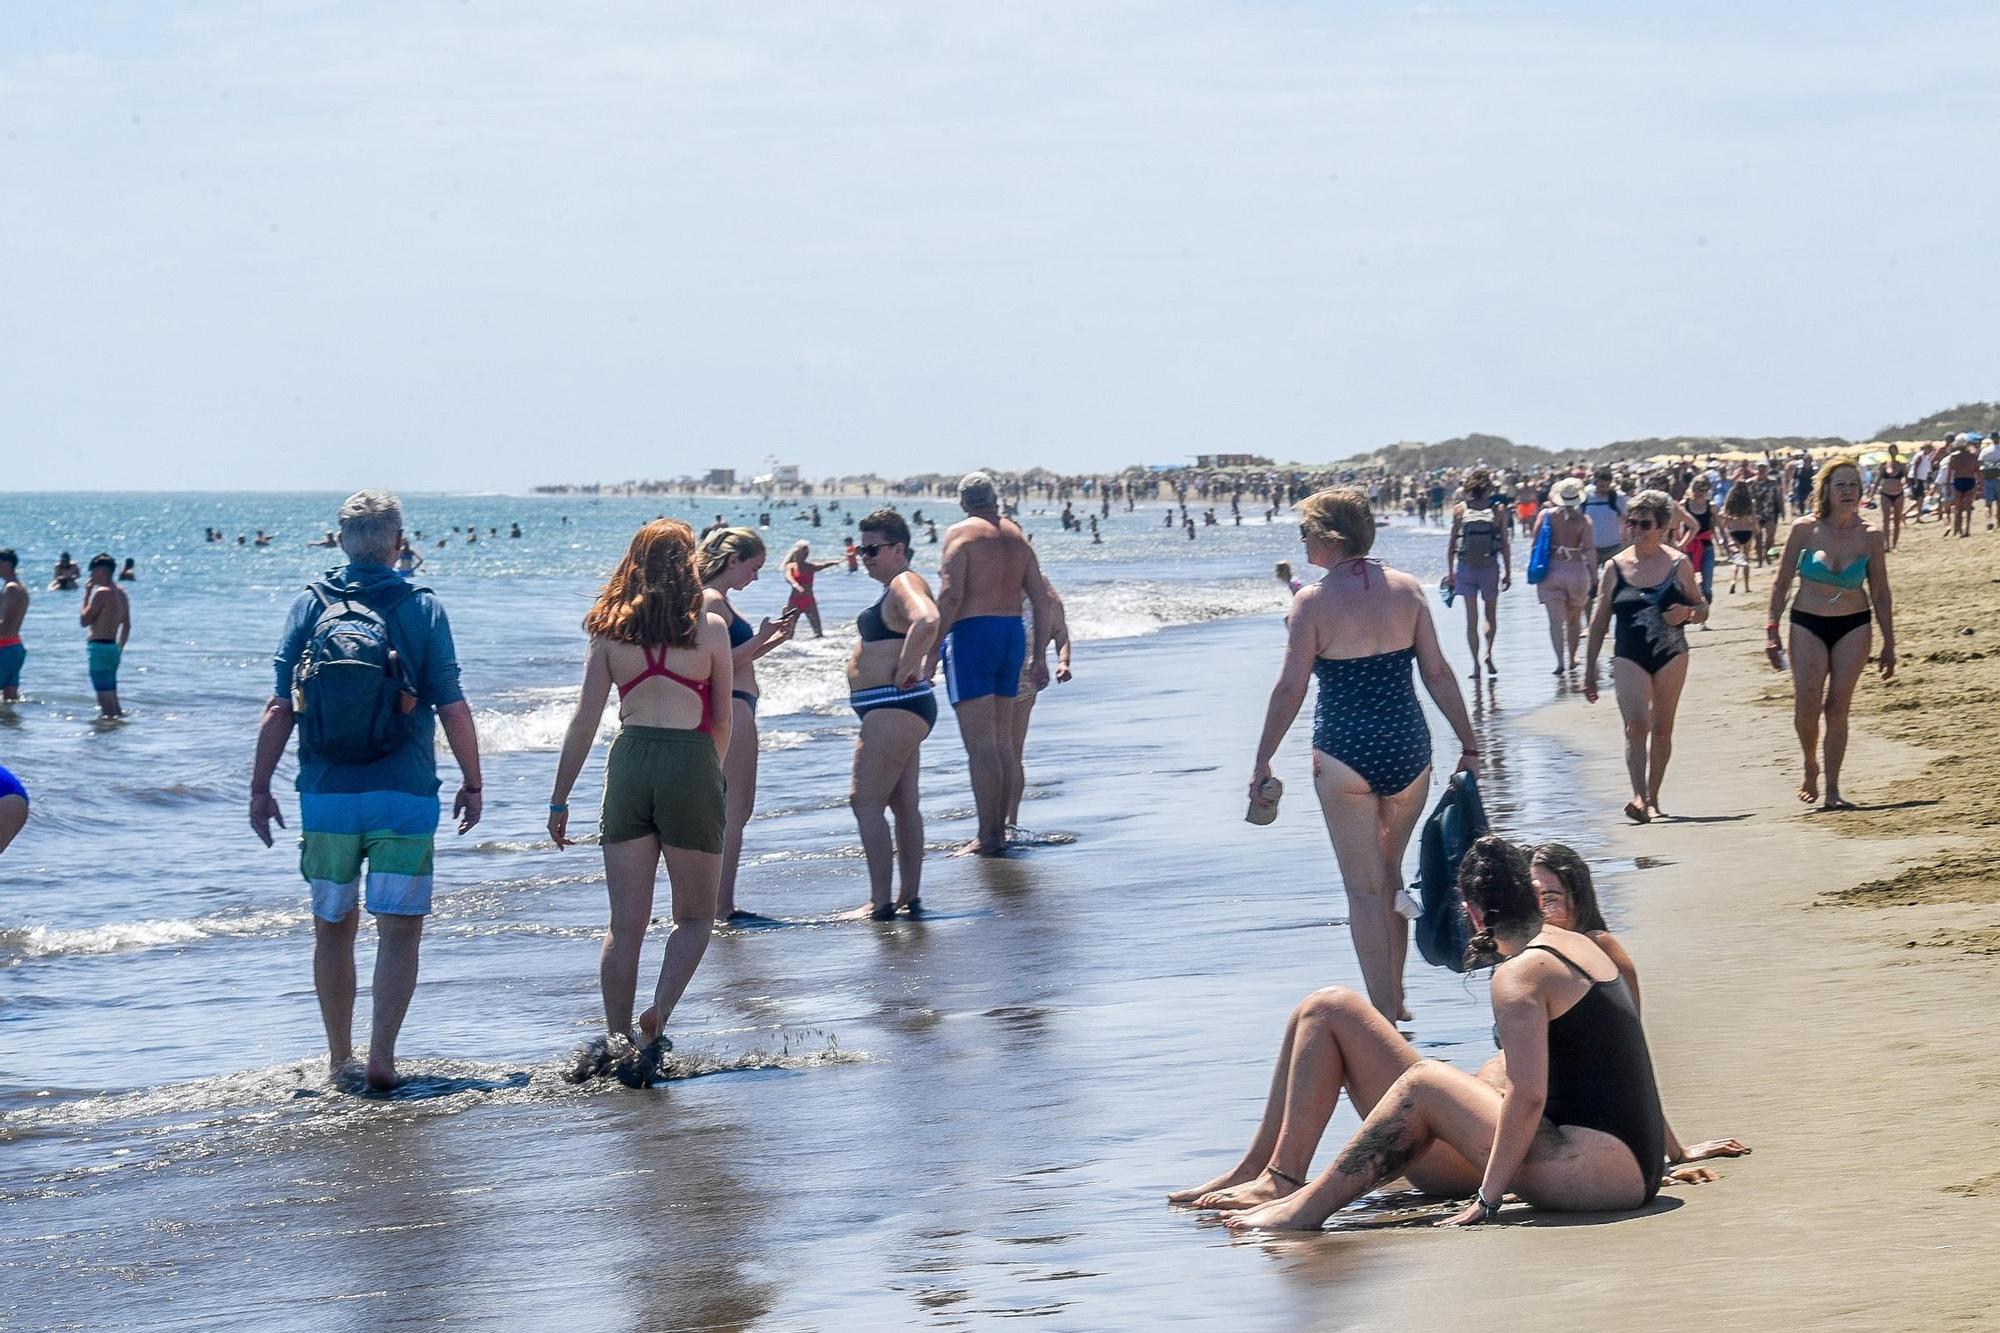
[617,644,713,732]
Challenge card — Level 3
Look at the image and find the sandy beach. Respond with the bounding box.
[1315,523,2000,1331]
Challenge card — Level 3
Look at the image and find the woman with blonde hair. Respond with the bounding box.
[1583,490,1707,823]
[1248,487,1479,1021]
[698,527,799,920]
[548,519,732,1087]
[1765,456,1896,809]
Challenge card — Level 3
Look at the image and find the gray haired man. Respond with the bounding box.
[248,490,484,1091]
[928,472,1052,855]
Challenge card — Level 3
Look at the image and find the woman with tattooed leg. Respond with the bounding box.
[1179,837,1666,1232]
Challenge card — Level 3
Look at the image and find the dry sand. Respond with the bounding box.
[1328,516,2000,1331]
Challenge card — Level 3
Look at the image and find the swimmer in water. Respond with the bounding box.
[80,554,130,718]
[50,552,79,591]
[118,557,137,582]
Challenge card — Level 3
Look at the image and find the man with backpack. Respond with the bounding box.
[1446,469,1511,677]
[248,490,483,1092]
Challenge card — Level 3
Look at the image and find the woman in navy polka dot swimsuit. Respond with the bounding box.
[1249,487,1481,1021]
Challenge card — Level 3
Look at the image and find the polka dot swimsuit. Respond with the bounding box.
[1311,648,1431,796]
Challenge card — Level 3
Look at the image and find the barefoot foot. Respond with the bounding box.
[1223,1193,1327,1232]
[1797,769,1819,804]
[1167,1164,1259,1206]
[1195,1168,1302,1212]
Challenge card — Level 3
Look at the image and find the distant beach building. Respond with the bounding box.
[753,461,801,489]
[1194,453,1275,469]
[705,468,736,489]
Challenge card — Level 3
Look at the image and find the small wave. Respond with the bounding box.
[0,908,302,960]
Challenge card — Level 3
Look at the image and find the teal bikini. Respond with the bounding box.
[1790,544,1872,649]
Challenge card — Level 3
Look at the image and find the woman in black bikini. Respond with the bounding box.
[1179,837,1668,1232]
[1721,482,1757,595]
[698,527,798,921]
[847,509,941,920]
[1765,457,1896,810]
[1874,446,1907,550]
[1584,490,1707,824]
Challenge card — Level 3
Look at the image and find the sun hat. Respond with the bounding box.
[1552,478,1586,508]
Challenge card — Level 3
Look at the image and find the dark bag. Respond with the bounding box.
[292,580,420,765]
[1412,770,1489,972]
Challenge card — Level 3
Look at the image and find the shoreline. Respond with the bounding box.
[1333,530,2000,1329]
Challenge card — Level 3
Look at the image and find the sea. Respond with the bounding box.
[0,491,1623,1330]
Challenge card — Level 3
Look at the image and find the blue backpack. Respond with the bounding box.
[292,580,420,765]
[1412,771,1489,972]
[1525,515,1553,585]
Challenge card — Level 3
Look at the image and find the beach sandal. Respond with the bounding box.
[613,1035,672,1089]
[898,897,923,916]
[1623,800,1650,825]
[869,903,897,922]
[561,1034,614,1084]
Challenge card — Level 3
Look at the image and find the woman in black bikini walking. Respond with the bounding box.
[1583,490,1708,823]
[1873,446,1907,550]
[1765,456,1896,810]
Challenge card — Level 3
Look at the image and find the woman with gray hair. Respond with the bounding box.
[1583,489,1707,823]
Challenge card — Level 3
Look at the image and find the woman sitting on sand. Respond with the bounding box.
[548,519,733,1087]
[1175,837,1669,1232]
[1478,843,1748,1168]
[1764,456,1897,810]
[1584,490,1707,823]
[698,527,798,921]
[1249,486,1479,1022]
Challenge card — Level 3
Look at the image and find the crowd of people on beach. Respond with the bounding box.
[0,430,1946,1236]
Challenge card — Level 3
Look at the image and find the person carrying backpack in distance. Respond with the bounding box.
[249,490,483,1092]
[1447,469,1511,678]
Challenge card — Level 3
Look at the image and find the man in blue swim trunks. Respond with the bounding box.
[930,472,1053,855]
[78,553,130,718]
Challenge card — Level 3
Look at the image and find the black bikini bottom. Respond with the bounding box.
[1790,608,1871,651]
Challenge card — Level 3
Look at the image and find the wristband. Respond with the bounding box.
[1475,1188,1501,1219]
[461,785,482,794]
[549,803,568,813]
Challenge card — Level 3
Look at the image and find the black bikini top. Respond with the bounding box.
[857,593,904,643]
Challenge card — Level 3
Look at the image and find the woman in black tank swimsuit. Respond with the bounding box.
[1200,839,1668,1232]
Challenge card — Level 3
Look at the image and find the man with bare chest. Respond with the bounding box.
[79,554,130,718]
[0,550,27,703]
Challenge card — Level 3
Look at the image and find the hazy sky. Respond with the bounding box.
[4,1,1996,491]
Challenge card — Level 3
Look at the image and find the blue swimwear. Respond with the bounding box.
[0,640,23,692]
[941,615,1025,706]
[726,609,757,713]
[0,762,26,804]
[1311,648,1431,796]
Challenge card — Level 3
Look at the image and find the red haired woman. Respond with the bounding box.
[549,520,733,1087]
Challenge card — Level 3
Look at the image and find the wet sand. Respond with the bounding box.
[1326,525,2000,1330]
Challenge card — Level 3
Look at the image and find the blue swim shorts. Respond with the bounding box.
[298,790,441,921]
[941,615,1026,706]
[1983,477,2000,504]
[0,641,23,692]
[86,641,121,693]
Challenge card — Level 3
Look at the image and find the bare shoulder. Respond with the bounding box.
[893,568,935,600]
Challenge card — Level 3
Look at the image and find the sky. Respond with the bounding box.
[2,1,1997,491]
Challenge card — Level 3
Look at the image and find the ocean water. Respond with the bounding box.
[0,493,1618,1329]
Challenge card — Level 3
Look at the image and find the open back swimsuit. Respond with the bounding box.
[1312,648,1430,796]
[617,645,713,732]
[601,645,724,852]
[1609,563,1691,675]
[1791,543,1871,649]
[1507,944,1666,1203]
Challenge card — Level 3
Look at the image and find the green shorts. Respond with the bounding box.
[600,726,725,852]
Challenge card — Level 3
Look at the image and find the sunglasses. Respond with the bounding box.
[856,543,895,557]
[1628,519,1658,530]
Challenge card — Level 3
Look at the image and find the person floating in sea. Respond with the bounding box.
[79,554,130,719]
[1183,837,1670,1233]
[548,519,731,1088]
[1446,468,1511,677]
[847,508,941,916]
[1764,456,1896,810]
[250,490,484,1092]
[697,527,798,922]
[50,552,79,591]
[0,549,28,703]
[781,541,838,638]
[1249,486,1479,1022]
[932,473,1053,857]
[1583,490,1707,824]
[1531,478,1593,675]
